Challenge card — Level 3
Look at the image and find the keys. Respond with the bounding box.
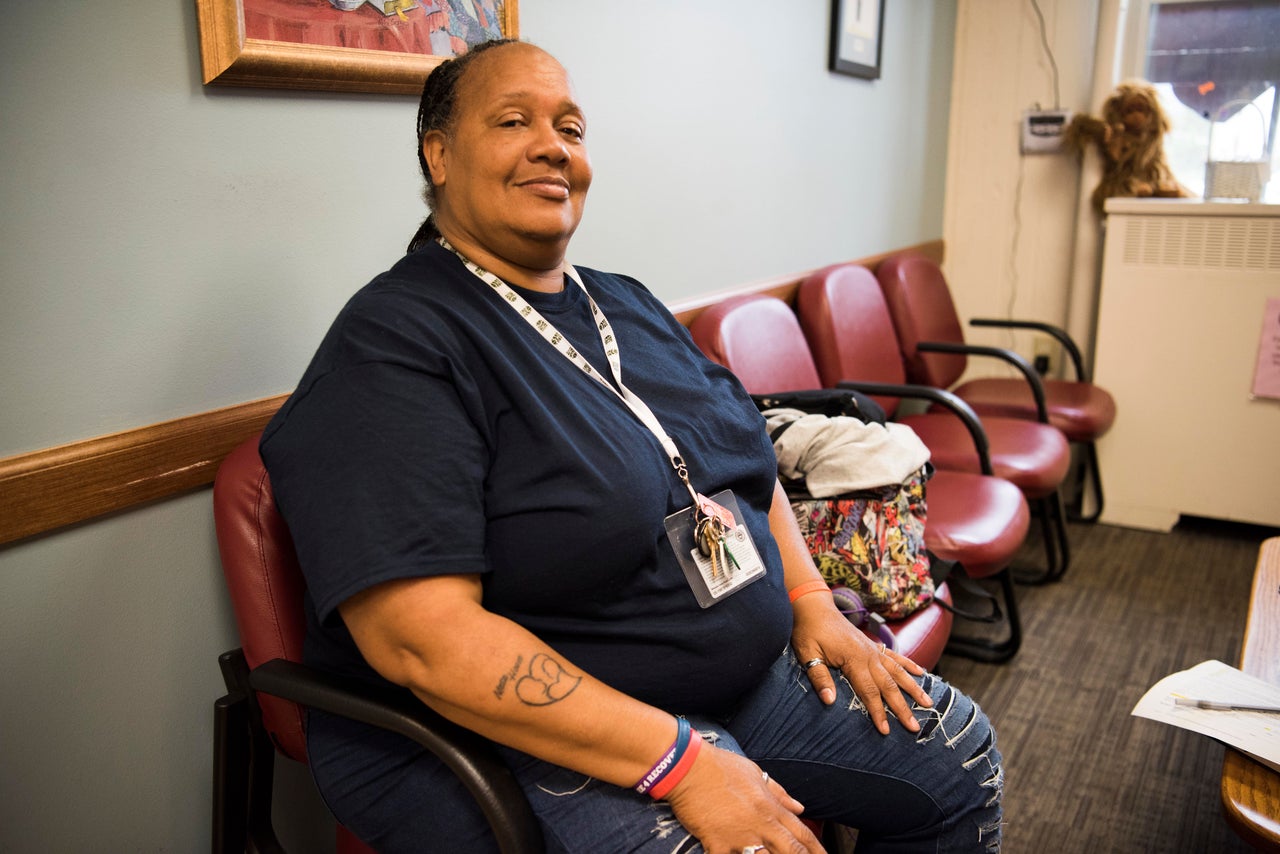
[695,514,720,577]
[695,514,733,580]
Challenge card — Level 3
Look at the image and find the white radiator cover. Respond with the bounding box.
[1118,212,1280,270]
[1093,199,1280,531]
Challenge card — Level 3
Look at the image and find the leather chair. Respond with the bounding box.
[875,254,1117,524]
[797,263,1074,584]
[212,435,544,854]
[689,294,1031,662]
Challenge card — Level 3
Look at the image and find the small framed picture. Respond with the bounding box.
[829,0,884,80]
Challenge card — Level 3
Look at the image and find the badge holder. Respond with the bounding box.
[664,490,767,608]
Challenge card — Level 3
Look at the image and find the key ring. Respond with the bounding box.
[694,513,723,557]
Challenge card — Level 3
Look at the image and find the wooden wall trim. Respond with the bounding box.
[0,395,287,546]
[0,241,941,547]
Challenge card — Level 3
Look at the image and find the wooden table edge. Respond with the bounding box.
[1221,536,1280,852]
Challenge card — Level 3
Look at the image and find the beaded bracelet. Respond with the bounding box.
[788,579,832,603]
[634,717,702,799]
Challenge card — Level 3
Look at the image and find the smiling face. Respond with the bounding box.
[424,43,592,283]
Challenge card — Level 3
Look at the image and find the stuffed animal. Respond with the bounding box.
[1064,79,1191,214]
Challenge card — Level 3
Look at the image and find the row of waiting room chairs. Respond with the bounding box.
[689,254,1116,666]
[876,256,1116,528]
[209,253,1115,853]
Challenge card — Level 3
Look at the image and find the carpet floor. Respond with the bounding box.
[936,516,1277,853]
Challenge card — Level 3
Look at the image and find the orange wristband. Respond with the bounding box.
[787,580,831,603]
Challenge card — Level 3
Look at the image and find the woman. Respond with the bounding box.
[261,38,1002,853]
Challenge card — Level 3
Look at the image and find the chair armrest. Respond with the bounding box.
[249,658,544,854]
[835,380,994,475]
[968,317,1089,381]
[915,341,1050,422]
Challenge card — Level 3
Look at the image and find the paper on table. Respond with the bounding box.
[1132,660,1280,773]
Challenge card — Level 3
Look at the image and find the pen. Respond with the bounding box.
[1173,698,1280,714]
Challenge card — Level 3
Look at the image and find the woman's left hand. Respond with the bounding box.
[790,594,932,734]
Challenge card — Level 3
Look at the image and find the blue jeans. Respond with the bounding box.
[309,648,1002,852]
[504,648,1002,853]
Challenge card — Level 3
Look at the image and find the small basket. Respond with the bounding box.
[1204,99,1271,201]
[1205,160,1270,200]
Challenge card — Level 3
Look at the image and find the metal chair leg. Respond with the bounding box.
[1067,440,1105,523]
[1016,491,1071,585]
[1049,490,1072,581]
[944,567,1023,663]
[216,650,285,854]
[213,691,250,854]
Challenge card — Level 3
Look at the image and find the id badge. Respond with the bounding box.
[663,490,767,608]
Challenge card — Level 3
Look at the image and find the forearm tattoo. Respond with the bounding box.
[494,652,581,706]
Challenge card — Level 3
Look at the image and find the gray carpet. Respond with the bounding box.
[936,516,1276,853]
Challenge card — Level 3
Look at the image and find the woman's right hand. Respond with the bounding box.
[664,743,824,854]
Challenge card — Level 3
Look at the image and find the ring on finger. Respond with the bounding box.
[802,657,826,671]
[877,642,887,655]
[741,847,767,854]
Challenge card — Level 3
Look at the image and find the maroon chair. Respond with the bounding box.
[797,264,1073,584]
[212,436,543,854]
[690,294,1031,663]
[876,254,1117,523]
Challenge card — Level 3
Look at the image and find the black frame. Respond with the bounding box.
[829,0,885,79]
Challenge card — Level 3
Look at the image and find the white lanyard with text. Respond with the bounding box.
[439,237,767,606]
[438,237,701,505]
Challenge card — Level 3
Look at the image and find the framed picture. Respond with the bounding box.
[829,0,884,80]
[196,0,519,96]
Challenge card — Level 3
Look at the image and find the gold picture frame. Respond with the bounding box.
[196,0,520,96]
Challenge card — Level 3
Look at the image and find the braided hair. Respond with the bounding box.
[407,38,521,253]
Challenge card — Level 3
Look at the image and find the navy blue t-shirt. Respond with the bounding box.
[260,242,792,715]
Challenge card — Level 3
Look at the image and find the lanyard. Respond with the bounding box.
[438,238,702,506]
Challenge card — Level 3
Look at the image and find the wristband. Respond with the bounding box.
[634,717,691,796]
[788,579,831,603]
[648,728,703,800]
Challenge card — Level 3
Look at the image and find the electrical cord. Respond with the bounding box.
[1003,0,1064,360]
[1007,153,1026,346]
[1029,0,1061,109]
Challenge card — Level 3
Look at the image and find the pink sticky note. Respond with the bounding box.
[1253,297,1280,400]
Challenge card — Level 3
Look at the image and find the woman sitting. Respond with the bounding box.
[261,38,1003,854]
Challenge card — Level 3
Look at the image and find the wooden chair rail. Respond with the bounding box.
[0,240,942,547]
[0,395,287,546]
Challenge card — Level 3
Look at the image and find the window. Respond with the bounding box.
[1128,0,1280,202]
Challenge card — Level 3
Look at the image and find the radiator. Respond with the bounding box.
[1092,199,1280,531]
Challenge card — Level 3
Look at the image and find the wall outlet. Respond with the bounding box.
[1033,339,1053,375]
[1021,109,1072,154]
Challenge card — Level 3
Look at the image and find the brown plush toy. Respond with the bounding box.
[1065,79,1191,214]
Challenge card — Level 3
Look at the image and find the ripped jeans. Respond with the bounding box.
[308,648,1001,853]
[502,648,1002,853]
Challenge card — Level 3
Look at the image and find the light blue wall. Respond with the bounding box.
[522,2,957,300]
[0,1,954,849]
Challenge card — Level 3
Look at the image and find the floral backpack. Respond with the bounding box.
[790,469,934,620]
[752,390,935,621]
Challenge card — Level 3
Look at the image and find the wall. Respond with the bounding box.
[943,0,1100,376]
[0,1,955,849]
